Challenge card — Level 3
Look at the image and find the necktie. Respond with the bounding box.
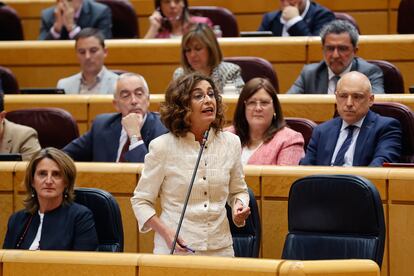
[333,125,356,166]
[118,137,130,162]
[332,75,340,92]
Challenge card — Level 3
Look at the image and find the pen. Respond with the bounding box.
[178,242,196,253]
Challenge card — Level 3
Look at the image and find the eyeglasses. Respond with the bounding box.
[244,99,273,109]
[192,90,215,102]
[323,45,352,54]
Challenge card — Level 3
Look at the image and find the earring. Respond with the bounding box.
[273,113,276,119]
[31,192,35,198]
[64,189,68,199]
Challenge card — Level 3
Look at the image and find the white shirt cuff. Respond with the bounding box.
[285,16,303,29]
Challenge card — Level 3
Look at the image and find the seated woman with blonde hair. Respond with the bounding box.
[173,23,244,92]
[226,78,305,165]
[3,147,98,250]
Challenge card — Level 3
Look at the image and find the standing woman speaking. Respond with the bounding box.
[131,73,250,256]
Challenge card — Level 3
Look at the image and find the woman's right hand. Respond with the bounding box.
[144,10,163,38]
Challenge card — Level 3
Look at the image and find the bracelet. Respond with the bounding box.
[130,134,141,144]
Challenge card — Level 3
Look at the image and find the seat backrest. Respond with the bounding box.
[0,3,24,40]
[223,56,279,92]
[226,187,261,257]
[0,66,19,93]
[285,117,317,150]
[74,188,124,252]
[367,60,405,93]
[96,0,138,38]
[282,174,385,267]
[334,12,361,34]
[370,102,414,163]
[398,0,414,34]
[189,6,239,37]
[5,108,79,149]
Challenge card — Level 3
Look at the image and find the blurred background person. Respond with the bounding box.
[3,148,98,250]
[226,78,304,165]
[173,23,244,92]
[131,73,250,256]
[144,0,212,38]
[0,93,41,160]
[258,0,334,36]
[57,28,118,94]
[39,0,112,40]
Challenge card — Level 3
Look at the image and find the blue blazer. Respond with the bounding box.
[300,110,402,166]
[63,112,168,162]
[3,203,98,250]
[258,1,335,36]
[39,0,112,40]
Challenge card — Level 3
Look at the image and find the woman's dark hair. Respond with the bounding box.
[155,0,190,33]
[24,147,76,214]
[233,78,286,147]
[160,72,225,137]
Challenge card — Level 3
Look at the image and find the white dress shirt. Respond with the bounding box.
[327,62,353,94]
[116,114,146,162]
[280,0,310,36]
[131,129,249,254]
[331,116,365,166]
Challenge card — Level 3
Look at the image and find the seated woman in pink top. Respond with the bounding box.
[144,0,212,38]
[226,78,305,165]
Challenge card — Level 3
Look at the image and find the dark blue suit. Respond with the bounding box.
[39,0,112,40]
[63,112,168,162]
[258,1,335,36]
[300,110,402,166]
[3,203,98,250]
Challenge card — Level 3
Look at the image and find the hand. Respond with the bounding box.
[282,5,300,21]
[149,10,163,30]
[61,0,75,31]
[52,3,64,33]
[233,199,251,226]
[121,113,143,138]
[162,227,189,253]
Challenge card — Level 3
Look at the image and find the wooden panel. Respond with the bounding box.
[261,200,286,259]
[0,162,15,191]
[2,251,139,276]
[0,195,14,249]
[350,12,388,35]
[317,0,388,10]
[388,204,414,276]
[274,63,304,93]
[388,169,414,201]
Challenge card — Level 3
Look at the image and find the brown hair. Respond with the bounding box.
[233,78,286,147]
[181,23,222,74]
[155,0,190,34]
[23,147,76,214]
[160,72,225,137]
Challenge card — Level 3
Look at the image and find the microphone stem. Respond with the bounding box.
[170,129,209,254]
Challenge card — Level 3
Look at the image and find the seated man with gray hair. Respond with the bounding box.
[288,20,384,94]
[63,73,168,162]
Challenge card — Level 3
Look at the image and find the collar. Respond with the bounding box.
[280,0,310,24]
[340,115,365,131]
[80,66,106,86]
[328,61,353,80]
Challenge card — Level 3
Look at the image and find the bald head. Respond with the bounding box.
[335,71,374,125]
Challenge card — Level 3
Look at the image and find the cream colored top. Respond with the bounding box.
[131,129,249,253]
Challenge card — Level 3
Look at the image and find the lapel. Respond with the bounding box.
[323,117,342,163]
[316,63,329,93]
[0,120,12,153]
[76,0,91,27]
[353,110,375,165]
[302,1,315,25]
[102,114,123,161]
[273,13,284,36]
[140,112,153,148]
[350,57,358,71]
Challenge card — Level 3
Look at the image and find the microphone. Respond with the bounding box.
[170,129,210,254]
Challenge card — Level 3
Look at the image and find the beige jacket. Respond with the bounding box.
[0,119,41,160]
[131,129,249,254]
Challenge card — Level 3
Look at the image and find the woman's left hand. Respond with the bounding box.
[233,199,251,226]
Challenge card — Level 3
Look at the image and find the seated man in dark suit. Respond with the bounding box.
[39,0,112,40]
[300,71,401,167]
[258,0,335,36]
[63,73,168,162]
[288,20,384,94]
